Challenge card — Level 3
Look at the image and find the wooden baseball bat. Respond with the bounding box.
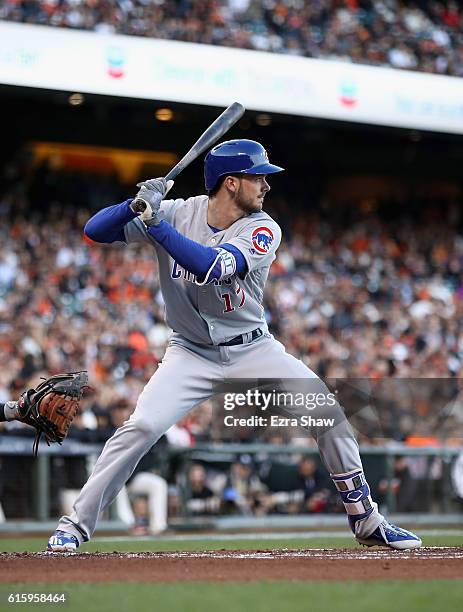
[165,102,245,182]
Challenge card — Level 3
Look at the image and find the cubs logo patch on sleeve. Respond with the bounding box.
[251,227,274,254]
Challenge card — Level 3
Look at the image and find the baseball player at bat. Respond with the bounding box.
[47,140,421,552]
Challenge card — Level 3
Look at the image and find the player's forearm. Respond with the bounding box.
[147,221,219,276]
[147,221,246,281]
[84,200,137,243]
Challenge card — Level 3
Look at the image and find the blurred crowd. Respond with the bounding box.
[1,0,463,76]
[1,157,463,521]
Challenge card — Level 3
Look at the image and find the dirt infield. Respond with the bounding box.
[1,548,462,583]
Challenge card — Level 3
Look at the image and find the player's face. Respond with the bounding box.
[234,175,270,213]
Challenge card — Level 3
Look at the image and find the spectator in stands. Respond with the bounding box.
[296,456,331,513]
[185,464,221,515]
[259,455,330,514]
[221,454,266,515]
[378,456,419,512]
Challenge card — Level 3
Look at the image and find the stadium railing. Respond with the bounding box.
[0,438,461,532]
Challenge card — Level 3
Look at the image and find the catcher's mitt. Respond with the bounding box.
[18,371,88,456]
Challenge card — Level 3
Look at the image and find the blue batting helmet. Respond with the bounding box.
[204,139,284,191]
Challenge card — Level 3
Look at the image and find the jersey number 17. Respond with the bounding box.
[221,285,245,313]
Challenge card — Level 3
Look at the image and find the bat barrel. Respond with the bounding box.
[164,102,245,182]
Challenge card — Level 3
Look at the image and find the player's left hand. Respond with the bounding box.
[131,177,174,227]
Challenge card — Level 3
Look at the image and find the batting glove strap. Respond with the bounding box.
[195,248,237,286]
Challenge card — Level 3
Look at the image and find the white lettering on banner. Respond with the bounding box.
[0,22,462,134]
[223,415,336,428]
[395,95,463,120]
[0,48,39,67]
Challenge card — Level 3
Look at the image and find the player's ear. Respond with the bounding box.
[224,175,239,194]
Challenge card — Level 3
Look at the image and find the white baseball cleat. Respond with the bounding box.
[47,530,79,553]
[357,520,422,550]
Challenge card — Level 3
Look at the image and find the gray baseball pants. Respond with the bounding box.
[58,334,383,542]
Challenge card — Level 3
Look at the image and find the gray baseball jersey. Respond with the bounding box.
[123,195,282,345]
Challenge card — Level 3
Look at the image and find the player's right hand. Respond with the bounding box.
[131,177,174,227]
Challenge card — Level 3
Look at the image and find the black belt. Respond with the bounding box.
[219,328,263,347]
